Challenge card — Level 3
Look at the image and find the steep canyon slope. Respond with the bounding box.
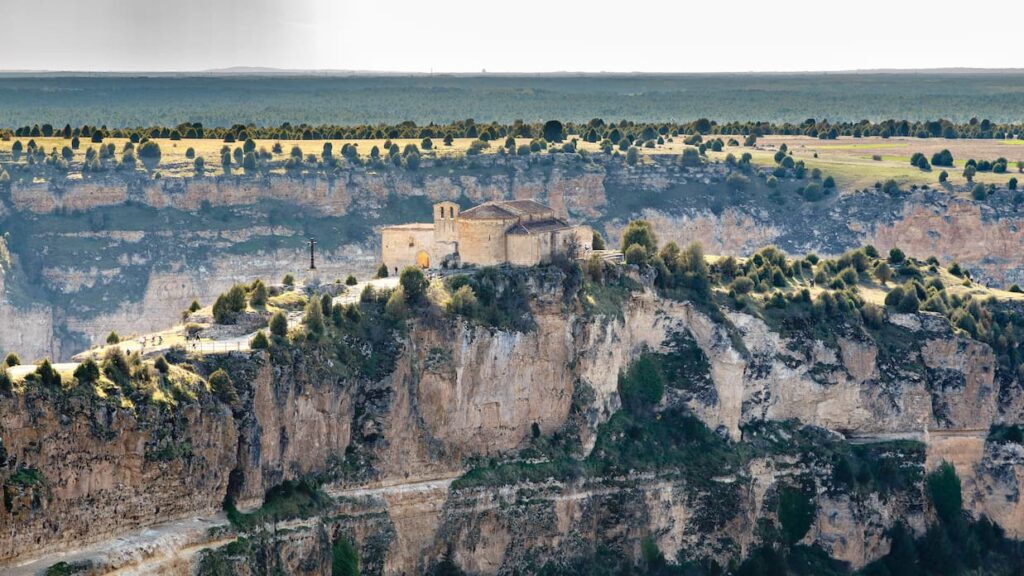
[3,153,1024,364]
[3,155,1024,363]
[1,264,1022,574]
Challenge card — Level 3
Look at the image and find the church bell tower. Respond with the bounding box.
[433,201,459,243]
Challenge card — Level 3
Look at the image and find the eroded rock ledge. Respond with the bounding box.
[1,270,1021,574]
[4,154,1024,362]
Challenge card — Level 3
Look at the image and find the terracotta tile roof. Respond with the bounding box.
[459,203,519,220]
[506,219,573,235]
[500,199,554,216]
[459,199,554,220]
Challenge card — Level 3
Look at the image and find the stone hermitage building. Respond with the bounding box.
[381,199,593,273]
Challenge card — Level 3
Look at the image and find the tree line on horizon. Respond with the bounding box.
[4,117,1024,145]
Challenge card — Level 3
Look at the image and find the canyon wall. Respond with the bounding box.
[1,277,1022,574]
[3,155,1024,362]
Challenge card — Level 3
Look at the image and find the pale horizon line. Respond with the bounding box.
[3,66,1024,77]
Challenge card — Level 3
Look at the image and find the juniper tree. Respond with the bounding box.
[269,311,288,337]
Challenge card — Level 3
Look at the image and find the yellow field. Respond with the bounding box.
[2,134,1022,191]
[0,135,493,178]
[725,135,1024,190]
[569,134,1024,190]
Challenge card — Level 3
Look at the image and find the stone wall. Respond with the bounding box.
[381,225,437,274]
[456,218,513,266]
[506,234,541,266]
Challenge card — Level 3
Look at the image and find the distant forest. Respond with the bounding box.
[6,117,1024,144]
[3,73,1024,127]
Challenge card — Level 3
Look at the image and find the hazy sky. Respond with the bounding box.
[4,0,1023,73]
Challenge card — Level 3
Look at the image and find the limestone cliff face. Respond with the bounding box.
[329,288,1019,574]
[11,177,350,216]
[3,279,1023,574]
[865,200,1024,287]
[0,246,57,360]
[0,302,54,361]
[0,389,236,562]
[232,359,355,505]
[4,156,1024,363]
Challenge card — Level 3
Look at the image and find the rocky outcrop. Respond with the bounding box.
[866,200,1024,287]
[3,277,1023,574]
[5,155,1024,362]
[0,390,236,562]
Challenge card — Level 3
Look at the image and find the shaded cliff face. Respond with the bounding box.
[0,388,236,562]
[2,271,1023,575]
[4,154,1024,362]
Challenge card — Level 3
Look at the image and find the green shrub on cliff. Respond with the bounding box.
[360,285,377,302]
[208,368,237,404]
[303,298,325,337]
[4,352,19,367]
[896,288,921,313]
[384,285,407,319]
[860,463,1023,576]
[226,478,330,532]
[399,266,428,304]
[624,244,647,266]
[618,355,664,413]
[43,561,93,576]
[250,330,269,350]
[927,462,962,525]
[154,355,170,374]
[249,280,268,307]
[654,241,711,304]
[342,303,361,324]
[626,146,640,166]
[778,484,816,544]
[101,347,131,388]
[586,254,605,283]
[988,424,1024,444]
[73,359,100,384]
[7,467,44,487]
[442,268,534,331]
[213,285,247,324]
[621,220,658,258]
[30,359,61,389]
[269,311,288,338]
[680,146,702,167]
[332,537,359,576]
[447,285,478,316]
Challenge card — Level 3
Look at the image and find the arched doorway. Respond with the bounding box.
[416,250,430,269]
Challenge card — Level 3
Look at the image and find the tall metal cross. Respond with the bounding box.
[308,238,317,270]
